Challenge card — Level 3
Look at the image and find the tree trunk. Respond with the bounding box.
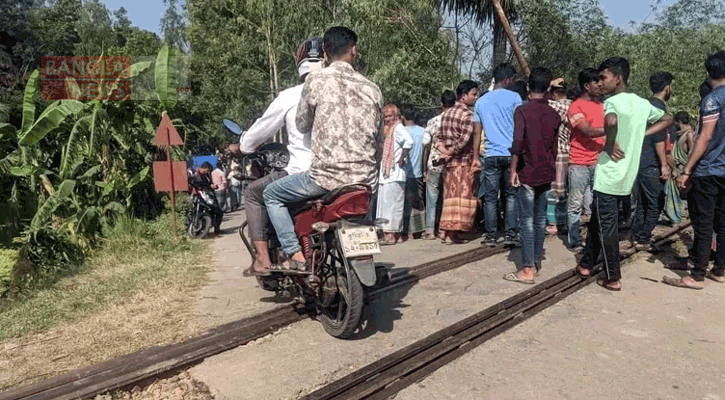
[492,16,507,68]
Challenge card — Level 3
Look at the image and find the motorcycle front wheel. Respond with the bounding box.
[187,214,212,239]
[319,254,364,339]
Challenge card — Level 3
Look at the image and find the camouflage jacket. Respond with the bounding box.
[296,61,384,191]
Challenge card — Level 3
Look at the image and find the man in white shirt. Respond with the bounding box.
[237,38,322,277]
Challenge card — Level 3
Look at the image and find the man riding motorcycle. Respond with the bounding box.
[190,161,224,235]
[263,26,384,272]
[234,38,324,277]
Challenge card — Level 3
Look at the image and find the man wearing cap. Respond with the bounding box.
[234,38,322,276]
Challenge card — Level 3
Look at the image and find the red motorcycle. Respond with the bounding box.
[239,183,382,338]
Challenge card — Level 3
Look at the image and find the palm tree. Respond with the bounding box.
[438,0,518,69]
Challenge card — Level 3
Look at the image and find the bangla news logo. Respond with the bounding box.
[41,56,131,101]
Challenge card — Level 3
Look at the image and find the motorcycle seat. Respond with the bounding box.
[290,184,371,217]
[317,184,372,205]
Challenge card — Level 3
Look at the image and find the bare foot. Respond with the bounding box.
[252,259,270,273]
[517,266,536,281]
[575,265,592,278]
[662,275,704,290]
[597,278,622,291]
[291,252,306,263]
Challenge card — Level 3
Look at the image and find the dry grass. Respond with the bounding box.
[0,216,212,390]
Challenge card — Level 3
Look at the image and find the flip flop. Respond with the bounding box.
[421,233,437,240]
[706,271,725,283]
[242,266,271,277]
[596,278,622,292]
[379,239,396,246]
[502,272,535,285]
[662,275,704,290]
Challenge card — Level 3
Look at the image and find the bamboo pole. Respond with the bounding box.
[491,0,531,76]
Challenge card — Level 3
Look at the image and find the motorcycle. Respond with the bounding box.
[186,174,220,239]
[225,118,383,338]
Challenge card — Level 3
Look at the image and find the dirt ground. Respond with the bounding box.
[185,212,725,400]
[187,212,587,399]
[394,250,725,400]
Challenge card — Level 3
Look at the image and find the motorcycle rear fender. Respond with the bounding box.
[347,256,376,287]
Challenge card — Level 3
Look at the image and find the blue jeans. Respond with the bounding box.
[483,156,518,236]
[518,184,549,268]
[425,169,443,233]
[567,164,596,247]
[263,172,328,255]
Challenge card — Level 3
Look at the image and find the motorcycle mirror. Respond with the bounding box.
[222,119,243,136]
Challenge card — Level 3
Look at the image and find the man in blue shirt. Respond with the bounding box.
[666,50,725,289]
[474,63,523,247]
[402,104,426,237]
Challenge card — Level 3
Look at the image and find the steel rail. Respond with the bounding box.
[0,242,509,400]
[302,223,691,400]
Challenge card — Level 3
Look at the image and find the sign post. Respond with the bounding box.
[152,111,187,231]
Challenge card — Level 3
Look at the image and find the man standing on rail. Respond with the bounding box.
[263,26,383,271]
[504,67,561,285]
[574,57,673,291]
[665,50,725,289]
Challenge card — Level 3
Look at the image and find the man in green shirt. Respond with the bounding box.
[575,57,674,291]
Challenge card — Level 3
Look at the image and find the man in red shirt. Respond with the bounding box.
[504,67,561,284]
[566,68,606,251]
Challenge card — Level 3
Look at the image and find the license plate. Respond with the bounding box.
[338,226,381,258]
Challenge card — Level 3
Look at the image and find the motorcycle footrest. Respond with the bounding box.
[270,269,312,276]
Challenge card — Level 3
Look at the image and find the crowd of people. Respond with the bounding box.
[215,25,725,293]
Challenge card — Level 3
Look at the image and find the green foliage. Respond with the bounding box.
[187,0,458,141]
[0,213,206,340]
[0,43,203,292]
[4,227,84,297]
[518,0,725,115]
[161,0,189,51]
[155,45,178,110]
[0,248,17,283]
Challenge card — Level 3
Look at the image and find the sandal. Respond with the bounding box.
[242,266,271,277]
[502,271,535,285]
[596,278,622,292]
[662,275,704,290]
[421,232,437,240]
[706,271,725,283]
[379,238,396,246]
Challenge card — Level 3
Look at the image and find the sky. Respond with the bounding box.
[101,0,678,35]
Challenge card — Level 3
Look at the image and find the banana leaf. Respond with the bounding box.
[18,100,86,146]
[20,70,39,136]
[155,45,178,110]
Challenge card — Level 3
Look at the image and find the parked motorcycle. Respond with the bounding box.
[226,118,383,338]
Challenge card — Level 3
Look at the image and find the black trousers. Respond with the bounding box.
[243,170,288,241]
[688,176,725,280]
[632,172,665,243]
[581,191,628,281]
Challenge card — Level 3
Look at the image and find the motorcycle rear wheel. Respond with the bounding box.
[319,264,364,339]
[188,215,212,239]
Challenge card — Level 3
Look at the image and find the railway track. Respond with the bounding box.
[0,240,509,400]
[302,223,692,400]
